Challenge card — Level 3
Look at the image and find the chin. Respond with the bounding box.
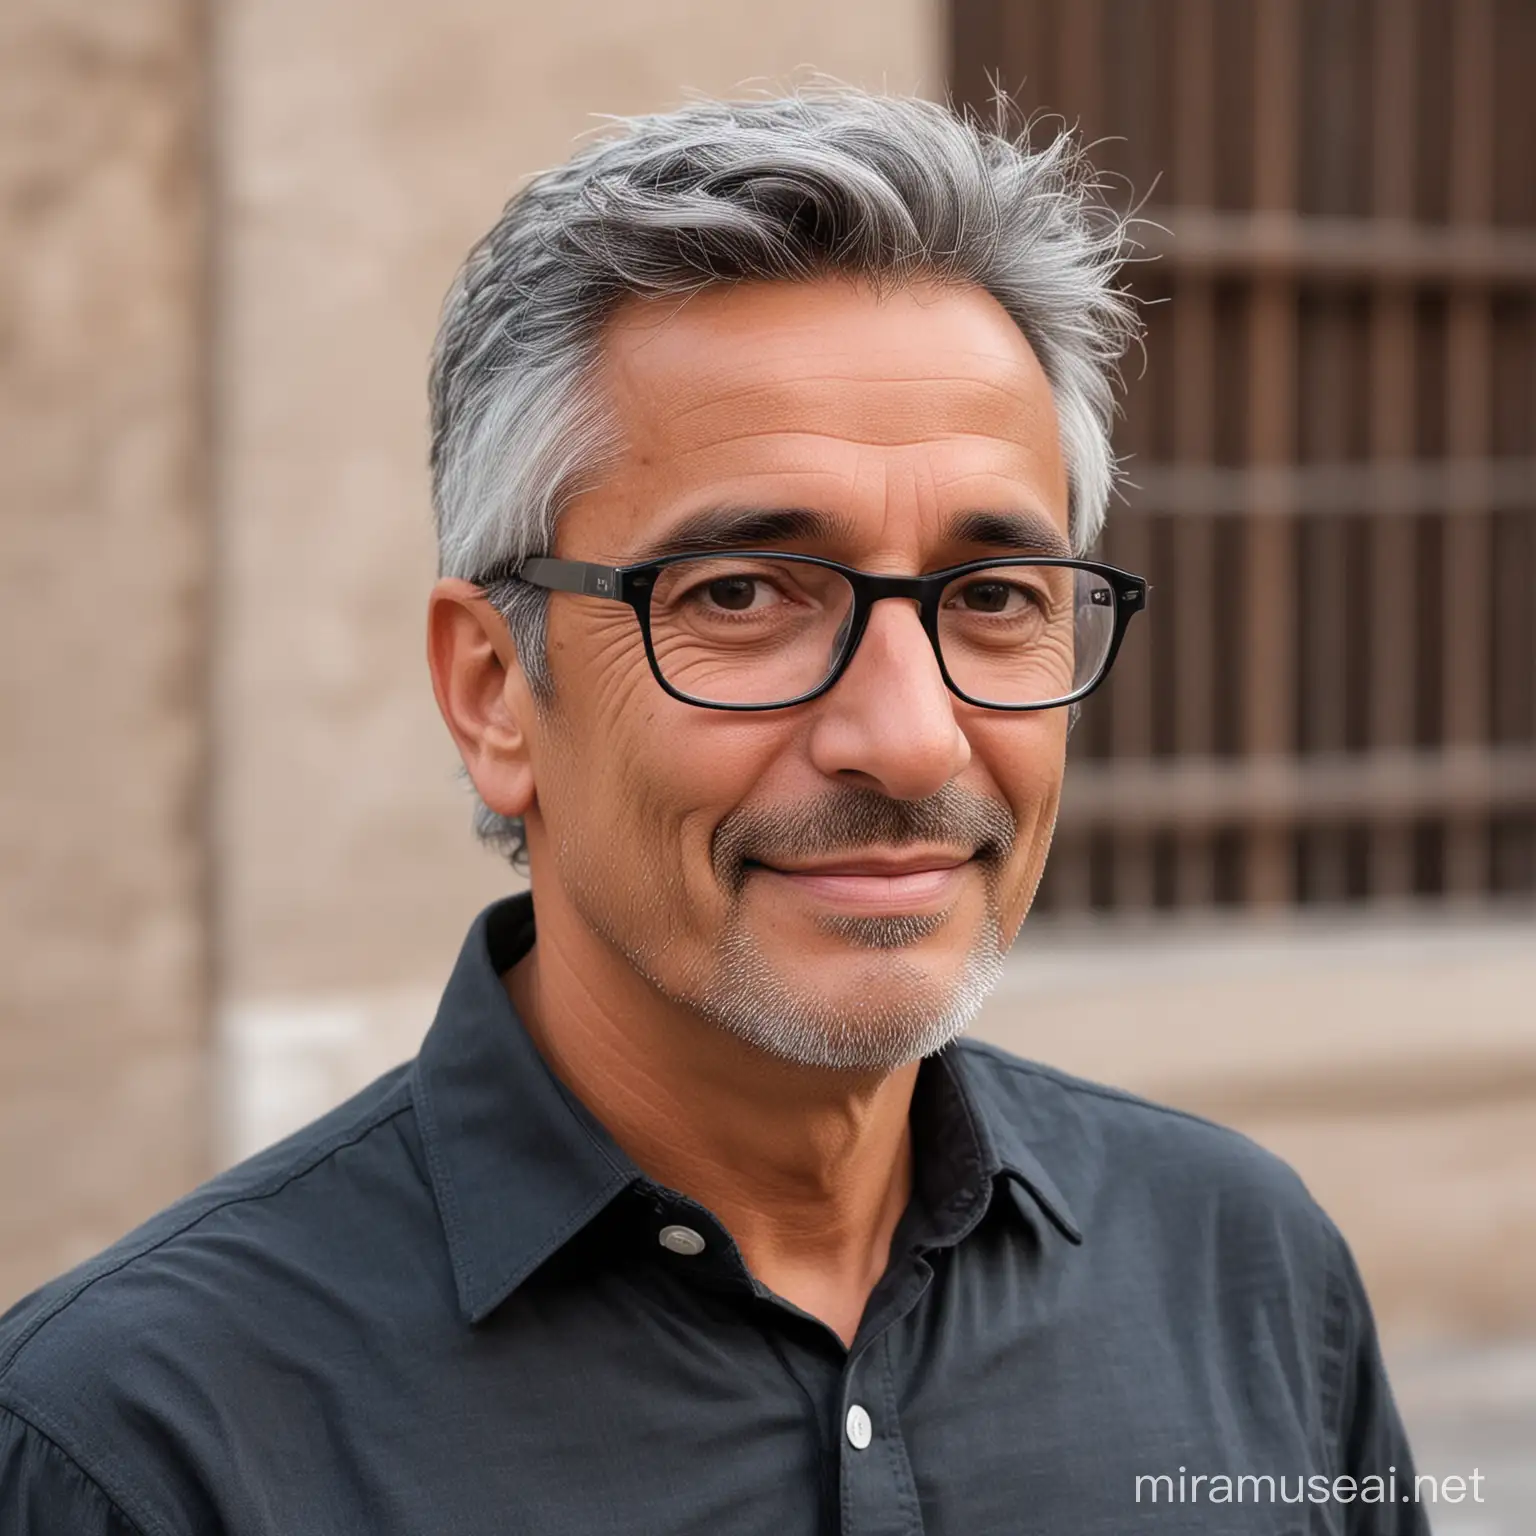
[688,914,1008,1073]
[703,952,1002,1073]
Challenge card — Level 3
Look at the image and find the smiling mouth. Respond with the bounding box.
[746,851,975,914]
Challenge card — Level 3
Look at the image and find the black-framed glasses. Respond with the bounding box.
[480,551,1147,712]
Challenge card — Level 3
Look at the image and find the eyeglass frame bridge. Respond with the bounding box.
[475,550,1149,713]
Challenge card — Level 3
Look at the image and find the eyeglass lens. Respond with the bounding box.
[644,556,1117,707]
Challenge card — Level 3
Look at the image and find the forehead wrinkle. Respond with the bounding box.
[655,379,1056,451]
[668,423,1056,447]
[655,366,1049,426]
[665,430,1069,544]
[655,429,1061,510]
[656,430,1058,462]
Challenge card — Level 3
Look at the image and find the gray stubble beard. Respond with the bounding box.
[688,892,1008,1073]
[560,783,1024,1074]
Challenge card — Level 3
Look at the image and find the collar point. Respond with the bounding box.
[1003,1169,1084,1246]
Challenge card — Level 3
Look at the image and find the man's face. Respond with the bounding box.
[523,277,1071,1071]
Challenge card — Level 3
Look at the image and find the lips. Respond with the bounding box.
[747,851,975,914]
[753,850,974,879]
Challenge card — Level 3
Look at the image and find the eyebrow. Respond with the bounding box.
[628,507,849,561]
[946,509,1074,560]
[626,504,1073,563]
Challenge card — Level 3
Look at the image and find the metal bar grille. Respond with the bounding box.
[949,0,1536,913]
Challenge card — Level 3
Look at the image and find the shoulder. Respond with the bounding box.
[952,1037,1345,1270]
[0,1065,426,1517]
[955,1039,1395,1460]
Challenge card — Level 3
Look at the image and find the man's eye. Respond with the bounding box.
[954,581,1035,613]
[703,576,766,611]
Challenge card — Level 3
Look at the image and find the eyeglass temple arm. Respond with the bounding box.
[517,556,624,600]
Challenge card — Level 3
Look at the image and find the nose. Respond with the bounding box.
[805,598,971,800]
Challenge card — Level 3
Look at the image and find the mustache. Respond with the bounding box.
[711,784,1018,895]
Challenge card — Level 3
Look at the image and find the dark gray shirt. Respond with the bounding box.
[0,894,1427,1534]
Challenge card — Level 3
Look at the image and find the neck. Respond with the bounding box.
[503,899,917,1347]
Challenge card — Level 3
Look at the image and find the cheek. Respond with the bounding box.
[969,711,1068,927]
[972,707,1068,805]
[539,605,791,880]
[532,606,656,855]
[611,713,792,857]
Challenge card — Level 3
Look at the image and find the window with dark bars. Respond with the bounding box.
[951,0,1536,915]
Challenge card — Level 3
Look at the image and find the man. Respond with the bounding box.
[1,91,1425,1533]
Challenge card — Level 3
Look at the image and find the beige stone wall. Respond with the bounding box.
[0,1,210,1302]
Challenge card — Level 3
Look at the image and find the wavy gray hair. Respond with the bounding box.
[429,89,1141,866]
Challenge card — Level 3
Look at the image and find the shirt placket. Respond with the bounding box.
[837,1329,929,1536]
[833,1243,944,1536]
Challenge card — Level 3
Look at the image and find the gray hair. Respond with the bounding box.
[429,89,1142,866]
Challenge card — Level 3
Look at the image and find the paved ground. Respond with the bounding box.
[1391,1340,1536,1534]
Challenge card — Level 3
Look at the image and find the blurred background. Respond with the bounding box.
[3,0,1532,1525]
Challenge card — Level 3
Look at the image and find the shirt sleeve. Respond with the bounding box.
[0,1403,147,1536]
[1322,1225,1433,1536]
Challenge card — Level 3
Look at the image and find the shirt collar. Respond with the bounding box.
[412,893,639,1324]
[941,1046,1085,1246]
[413,893,1082,1326]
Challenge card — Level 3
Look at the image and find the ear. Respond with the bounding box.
[427,578,538,821]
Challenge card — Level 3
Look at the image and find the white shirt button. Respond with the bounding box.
[657,1224,706,1256]
[845,1403,873,1450]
